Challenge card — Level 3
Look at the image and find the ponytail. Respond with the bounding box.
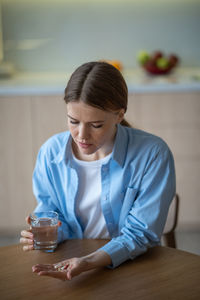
[120,118,132,128]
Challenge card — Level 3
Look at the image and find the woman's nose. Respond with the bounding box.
[78,124,89,140]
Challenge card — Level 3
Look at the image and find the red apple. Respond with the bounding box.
[169,54,179,67]
[145,58,159,73]
[152,50,163,61]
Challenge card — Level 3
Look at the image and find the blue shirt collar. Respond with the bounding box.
[112,124,128,168]
[51,133,72,164]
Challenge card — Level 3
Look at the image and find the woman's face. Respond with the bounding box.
[67,101,124,161]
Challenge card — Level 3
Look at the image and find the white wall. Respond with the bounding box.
[1,0,200,72]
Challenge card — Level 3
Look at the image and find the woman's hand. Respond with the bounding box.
[32,257,88,281]
[20,215,62,251]
[32,250,112,281]
[20,216,34,251]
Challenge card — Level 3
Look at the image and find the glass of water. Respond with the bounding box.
[30,211,58,252]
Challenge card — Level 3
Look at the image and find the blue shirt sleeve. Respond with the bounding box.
[99,145,176,268]
[32,145,70,243]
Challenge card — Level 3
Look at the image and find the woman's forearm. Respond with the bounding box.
[83,250,112,270]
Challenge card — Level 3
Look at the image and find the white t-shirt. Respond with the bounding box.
[72,152,112,239]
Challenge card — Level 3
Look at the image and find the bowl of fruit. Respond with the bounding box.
[137,50,179,75]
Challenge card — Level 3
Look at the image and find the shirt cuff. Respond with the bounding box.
[99,240,135,269]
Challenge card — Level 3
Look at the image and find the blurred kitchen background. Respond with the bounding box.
[0,0,200,254]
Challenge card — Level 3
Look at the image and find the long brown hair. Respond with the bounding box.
[64,61,131,127]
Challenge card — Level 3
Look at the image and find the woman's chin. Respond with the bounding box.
[78,145,96,155]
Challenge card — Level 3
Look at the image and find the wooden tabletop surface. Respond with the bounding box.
[0,239,200,300]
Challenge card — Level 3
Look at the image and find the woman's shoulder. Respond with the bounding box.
[124,126,171,155]
[43,131,70,146]
[38,131,70,160]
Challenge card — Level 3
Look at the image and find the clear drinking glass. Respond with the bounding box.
[30,211,58,252]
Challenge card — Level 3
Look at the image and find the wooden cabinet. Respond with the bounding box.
[126,92,200,229]
[30,95,67,159]
[0,92,200,231]
[0,95,67,232]
[0,96,34,231]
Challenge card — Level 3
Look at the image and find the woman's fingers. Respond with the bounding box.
[32,264,55,272]
[57,220,62,227]
[20,229,33,251]
[20,237,33,244]
[23,244,34,251]
[20,230,33,239]
[20,226,33,251]
[37,271,67,281]
[26,215,31,225]
[66,270,72,280]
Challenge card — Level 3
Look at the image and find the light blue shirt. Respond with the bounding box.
[33,124,176,268]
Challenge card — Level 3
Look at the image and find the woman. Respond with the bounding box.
[20,61,176,281]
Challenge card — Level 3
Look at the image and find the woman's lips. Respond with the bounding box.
[78,141,92,149]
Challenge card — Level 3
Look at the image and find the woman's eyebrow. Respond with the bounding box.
[67,114,104,123]
[67,114,77,120]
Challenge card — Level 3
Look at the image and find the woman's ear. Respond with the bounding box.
[116,109,125,124]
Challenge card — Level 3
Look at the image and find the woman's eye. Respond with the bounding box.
[69,120,103,128]
[91,124,103,128]
[70,121,79,125]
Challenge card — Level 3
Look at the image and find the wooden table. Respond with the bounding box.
[0,240,200,300]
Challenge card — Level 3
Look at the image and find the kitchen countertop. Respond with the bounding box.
[0,67,200,96]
